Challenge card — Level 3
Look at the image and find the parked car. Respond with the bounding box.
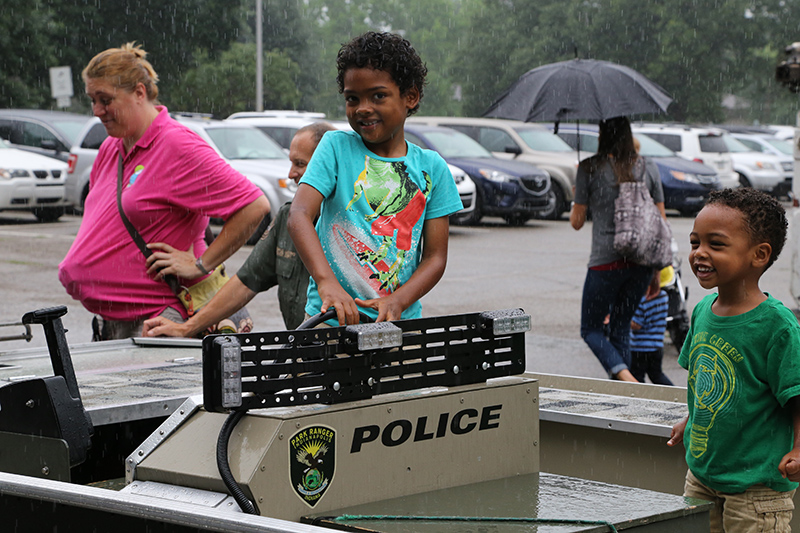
[448,164,477,219]
[632,124,739,190]
[227,111,328,149]
[720,134,787,195]
[729,132,793,194]
[403,124,550,225]
[408,117,576,220]
[0,109,95,162]
[555,124,721,216]
[65,117,108,213]
[172,115,293,243]
[0,137,69,221]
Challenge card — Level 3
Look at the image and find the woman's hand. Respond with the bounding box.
[146,242,203,280]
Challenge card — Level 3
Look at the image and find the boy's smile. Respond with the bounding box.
[689,204,766,293]
[343,67,420,159]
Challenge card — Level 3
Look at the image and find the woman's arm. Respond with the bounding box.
[146,195,270,280]
[570,203,587,230]
[356,216,450,322]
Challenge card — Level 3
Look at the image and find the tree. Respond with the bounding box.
[169,42,301,117]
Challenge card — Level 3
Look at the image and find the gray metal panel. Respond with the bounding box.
[0,431,70,481]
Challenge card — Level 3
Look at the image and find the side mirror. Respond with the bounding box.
[504,145,522,156]
[40,139,60,152]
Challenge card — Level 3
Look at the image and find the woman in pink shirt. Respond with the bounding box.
[59,43,270,340]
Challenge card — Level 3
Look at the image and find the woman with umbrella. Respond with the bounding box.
[570,117,665,382]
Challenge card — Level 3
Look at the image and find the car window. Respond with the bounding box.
[405,132,426,148]
[0,120,16,144]
[515,128,573,152]
[764,137,793,155]
[644,133,681,152]
[634,133,675,156]
[255,126,297,150]
[422,130,493,158]
[205,127,287,160]
[698,134,728,153]
[22,121,67,151]
[477,127,516,152]
[735,138,763,152]
[51,118,92,145]
[81,123,108,149]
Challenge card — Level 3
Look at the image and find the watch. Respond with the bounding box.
[195,257,210,275]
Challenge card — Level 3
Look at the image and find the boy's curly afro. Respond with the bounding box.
[336,31,427,116]
[705,187,787,270]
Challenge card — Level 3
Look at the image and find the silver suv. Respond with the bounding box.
[408,117,576,219]
[633,124,739,190]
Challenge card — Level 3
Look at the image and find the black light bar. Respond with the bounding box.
[202,309,530,413]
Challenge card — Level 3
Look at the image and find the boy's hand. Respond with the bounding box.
[667,416,688,447]
[318,280,360,325]
[779,449,800,482]
[355,295,403,322]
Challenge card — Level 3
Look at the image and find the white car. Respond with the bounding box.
[449,164,476,218]
[721,134,787,195]
[730,133,794,182]
[0,138,69,221]
[633,124,740,190]
[226,114,350,151]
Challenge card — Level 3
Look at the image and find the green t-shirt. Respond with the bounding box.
[679,293,800,493]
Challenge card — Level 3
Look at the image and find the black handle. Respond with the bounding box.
[22,306,80,400]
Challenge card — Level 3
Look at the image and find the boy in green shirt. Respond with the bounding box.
[668,187,800,532]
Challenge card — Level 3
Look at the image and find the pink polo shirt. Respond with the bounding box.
[59,107,263,321]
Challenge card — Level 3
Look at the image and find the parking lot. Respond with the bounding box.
[0,210,796,385]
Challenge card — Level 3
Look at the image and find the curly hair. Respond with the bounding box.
[336,31,427,116]
[705,187,787,270]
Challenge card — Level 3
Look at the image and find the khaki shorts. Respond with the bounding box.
[684,469,795,533]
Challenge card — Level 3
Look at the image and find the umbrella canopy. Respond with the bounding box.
[483,58,672,123]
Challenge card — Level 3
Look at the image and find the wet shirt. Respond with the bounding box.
[574,156,664,268]
[59,106,263,322]
[237,202,309,330]
[299,130,462,322]
[679,294,800,493]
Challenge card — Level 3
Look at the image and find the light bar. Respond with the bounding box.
[480,308,531,336]
[344,322,403,352]
[219,337,243,409]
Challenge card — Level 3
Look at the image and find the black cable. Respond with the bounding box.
[216,409,258,515]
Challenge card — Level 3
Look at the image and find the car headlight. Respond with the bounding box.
[478,169,514,183]
[278,178,298,193]
[669,170,700,184]
[0,168,30,179]
[755,161,778,171]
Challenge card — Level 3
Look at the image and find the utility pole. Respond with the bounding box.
[256,0,263,112]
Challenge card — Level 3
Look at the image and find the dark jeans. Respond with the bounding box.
[630,348,674,386]
[580,265,653,377]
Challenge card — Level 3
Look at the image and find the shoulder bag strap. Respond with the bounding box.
[116,153,183,296]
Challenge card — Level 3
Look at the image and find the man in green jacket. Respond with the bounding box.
[142,122,336,336]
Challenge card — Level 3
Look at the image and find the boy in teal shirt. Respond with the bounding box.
[668,188,800,532]
[288,32,462,325]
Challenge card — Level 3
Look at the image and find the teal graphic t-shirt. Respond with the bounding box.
[679,294,800,493]
[299,130,462,322]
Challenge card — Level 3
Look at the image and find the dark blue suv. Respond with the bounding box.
[555,125,720,216]
[404,124,551,225]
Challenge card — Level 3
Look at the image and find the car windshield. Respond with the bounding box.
[721,134,753,153]
[420,130,494,158]
[205,127,287,160]
[51,118,93,145]
[635,133,675,157]
[764,137,793,155]
[514,127,573,152]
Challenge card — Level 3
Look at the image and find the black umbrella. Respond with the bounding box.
[483,58,673,123]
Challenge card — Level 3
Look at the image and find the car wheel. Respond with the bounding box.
[246,213,272,245]
[503,213,530,226]
[738,173,752,188]
[533,183,565,220]
[33,207,65,223]
[450,192,483,226]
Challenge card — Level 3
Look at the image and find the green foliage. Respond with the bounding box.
[169,43,301,118]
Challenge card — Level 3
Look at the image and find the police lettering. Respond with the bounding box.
[350,404,502,453]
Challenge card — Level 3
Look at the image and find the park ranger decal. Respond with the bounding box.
[289,425,335,507]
